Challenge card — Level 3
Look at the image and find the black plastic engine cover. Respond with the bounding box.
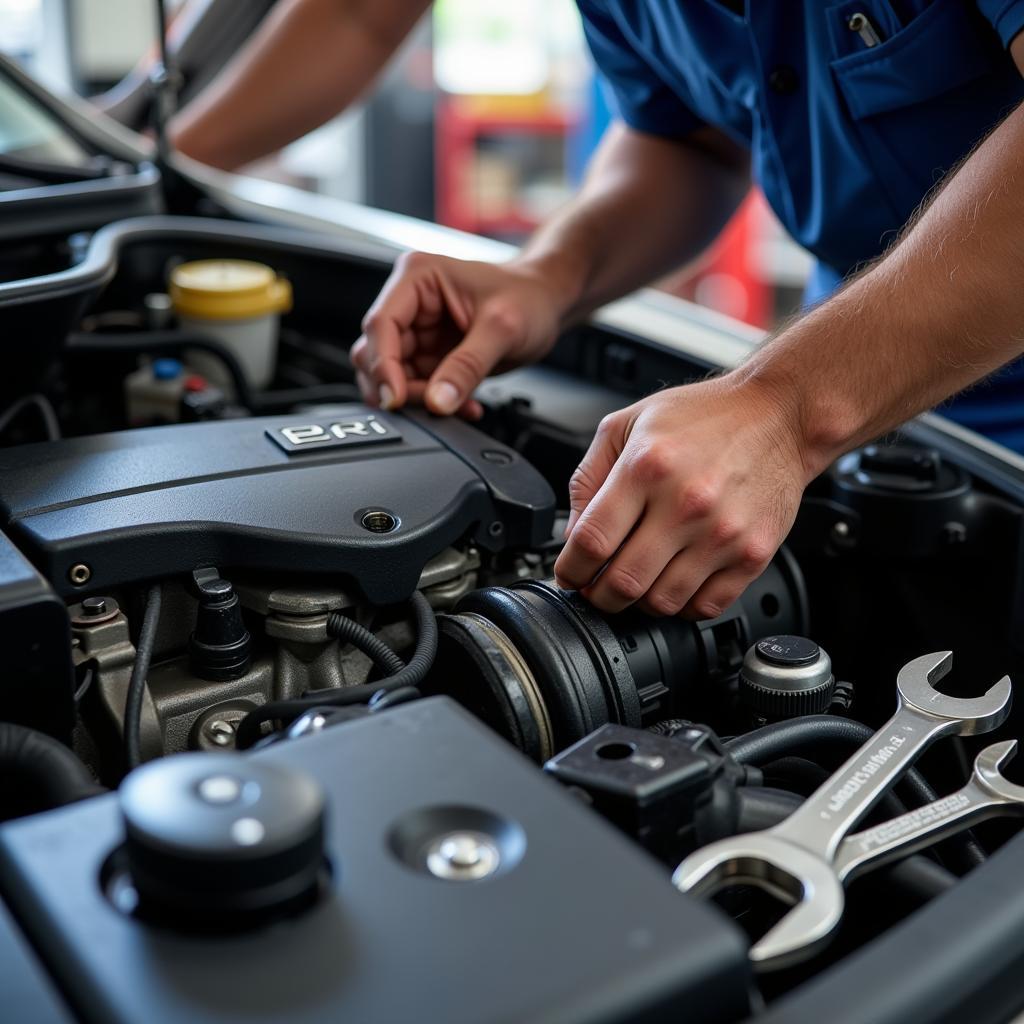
[0,698,751,1024]
[0,530,74,741]
[0,407,555,603]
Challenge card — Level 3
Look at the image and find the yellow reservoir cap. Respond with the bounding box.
[169,259,292,321]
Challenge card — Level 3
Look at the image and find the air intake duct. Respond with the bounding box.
[428,550,807,761]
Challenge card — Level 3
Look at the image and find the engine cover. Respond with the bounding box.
[0,407,555,603]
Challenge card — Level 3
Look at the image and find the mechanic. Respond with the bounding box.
[351,1,1024,621]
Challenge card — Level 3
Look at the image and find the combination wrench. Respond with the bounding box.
[834,738,1024,881]
[672,651,1011,971]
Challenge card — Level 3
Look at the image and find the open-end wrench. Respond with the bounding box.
[672,652,1011,971]
[834,739,1024,882]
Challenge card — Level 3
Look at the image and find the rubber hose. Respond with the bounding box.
[0,723,106,821]
[733,787,957,903]
[254,384,362,412]
[727,717,987,872]
[762,756,910,820]
[67,330,254,409]
[124,583,163,770]
[326,612,405,677]
[366,592,438,692]
[237,593,438,749]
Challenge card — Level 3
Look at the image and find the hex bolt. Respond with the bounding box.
[425,831,501,881]
[204,719,237,747]
[68,563,92,586]
[82,596,109,617]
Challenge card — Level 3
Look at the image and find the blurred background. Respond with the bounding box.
[0,0,812,328]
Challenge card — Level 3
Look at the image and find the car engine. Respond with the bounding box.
[2,216,1024,1024]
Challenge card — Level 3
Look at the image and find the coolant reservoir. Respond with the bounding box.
[169,259,292,391]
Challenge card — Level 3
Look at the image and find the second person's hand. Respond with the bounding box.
[553,375,816,619]
[351,252,567,417]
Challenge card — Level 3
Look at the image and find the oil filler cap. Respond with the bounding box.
[120,753,325,929]
[740,635,834,721]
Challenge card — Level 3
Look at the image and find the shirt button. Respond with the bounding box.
[768,65,799,95]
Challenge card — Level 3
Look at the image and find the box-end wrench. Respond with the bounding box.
[672,651,1011,971]
[834,738,1024,882]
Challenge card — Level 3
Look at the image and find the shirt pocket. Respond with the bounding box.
[829,0,1012,216]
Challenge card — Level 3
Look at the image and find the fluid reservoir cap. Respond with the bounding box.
[152,357,182,381]
[169,259,292,321]
[120,753,325,927]
[755,635,820,667]
[740,635,834,720]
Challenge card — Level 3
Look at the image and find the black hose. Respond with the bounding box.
[254,384,362,412]
[67,330,254,409]
[727,716,987,873]
[735,785,808,833]
[733,787,957,904]
[124,583,163,770]
[761,756,911,820]
[362,592,437,693]
[0,723,106,822]
[326,612,405,677]
[237,593,438,749]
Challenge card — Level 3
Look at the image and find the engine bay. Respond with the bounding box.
[3,214,1024,1022]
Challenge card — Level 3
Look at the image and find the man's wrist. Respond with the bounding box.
[508,246,594,330]
[729,335,866,484]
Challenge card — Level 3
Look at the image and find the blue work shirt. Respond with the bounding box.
[578,0,1024,451]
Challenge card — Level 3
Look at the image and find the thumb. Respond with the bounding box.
[425,313,514,415]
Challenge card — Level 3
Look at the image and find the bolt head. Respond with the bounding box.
[82,596,109,617]
[425,831,501,881]
[205,719,236,746]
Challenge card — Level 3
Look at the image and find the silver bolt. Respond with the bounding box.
[830,521,851,542]
[205,719,236,747]
[68,563,92,586]
[425,831,501,881]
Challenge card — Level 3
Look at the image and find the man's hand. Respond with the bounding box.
[351,254,566,417]
[554,376,812,620]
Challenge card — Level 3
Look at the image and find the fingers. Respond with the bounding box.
[357,251,444,408]
[424,302,523,415]
[681,563,766,621]
[554,473,644,595]
[580,522,694,615]
[563,414,626,536]
[401,380,483,420]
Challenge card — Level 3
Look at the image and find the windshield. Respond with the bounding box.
[0,71,92,166]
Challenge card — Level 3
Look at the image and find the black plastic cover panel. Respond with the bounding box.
[0,529,74,739]
[0,407,555,603]
[0,698,750,1024]
[0,898,74,1024]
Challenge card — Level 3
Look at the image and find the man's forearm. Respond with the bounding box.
[739,100,1024,478]
[513,123,750,328]
[169,0,429,170]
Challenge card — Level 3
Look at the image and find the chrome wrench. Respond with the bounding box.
[672,652,1011,971]
[834,739,1024,882]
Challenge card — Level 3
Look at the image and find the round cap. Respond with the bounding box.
[755,635,820,667]
[120,752,324,926]
[169,260,292,321]
[740,635,834,720]
[152,357,182,381]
